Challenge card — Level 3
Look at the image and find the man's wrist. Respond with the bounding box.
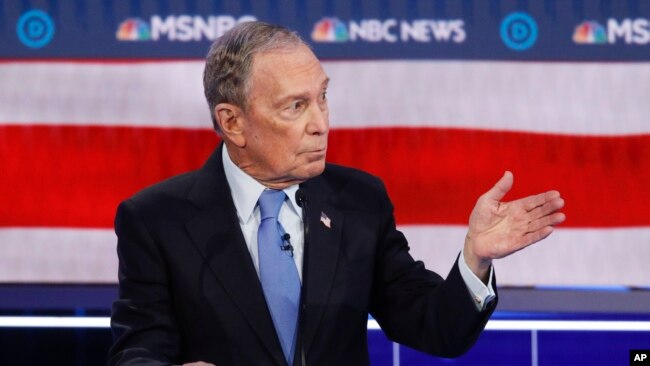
[458,249,496,311]
[463,234,492,283]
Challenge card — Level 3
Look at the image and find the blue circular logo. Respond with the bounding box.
[500,12,537,51]
[16,10,55,49]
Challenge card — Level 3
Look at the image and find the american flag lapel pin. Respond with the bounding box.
[320,211,331,229]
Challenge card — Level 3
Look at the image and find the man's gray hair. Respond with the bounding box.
[203,21,308,133]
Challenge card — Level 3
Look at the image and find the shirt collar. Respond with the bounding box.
[222,145,302,224]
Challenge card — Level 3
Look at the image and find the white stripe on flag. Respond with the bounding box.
[0,228,117,283]
[403,226,650,287]
[1,61,649,135]
[0,62,209,128]
[1,226,648,286]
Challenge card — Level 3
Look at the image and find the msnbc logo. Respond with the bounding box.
[573,21,607,44]
[312,18,348,42]
[116,18,150,41]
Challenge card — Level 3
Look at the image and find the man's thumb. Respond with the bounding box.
[484,171,513,202]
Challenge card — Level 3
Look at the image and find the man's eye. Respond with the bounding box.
[288,101,304,111]
[320,91,327,101]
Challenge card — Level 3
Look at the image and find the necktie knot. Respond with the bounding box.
[258,189,286,221]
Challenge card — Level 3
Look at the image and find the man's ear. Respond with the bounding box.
[215,103,246,147]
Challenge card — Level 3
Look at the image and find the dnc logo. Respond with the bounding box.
[312,18,348,42]
[116,18,151,41]
[500,12,538,51]
[16,10,55,48]
[573,21,607,44]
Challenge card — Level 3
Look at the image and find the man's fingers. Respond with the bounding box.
[527,212,566,233]
[527,197,565,220]
[523,190,561,212]
[483,171,513,202]
[522,226,554,247]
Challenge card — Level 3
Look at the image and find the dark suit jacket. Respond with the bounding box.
[109,144,496,365]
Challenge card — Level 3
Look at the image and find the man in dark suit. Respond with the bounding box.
[109,21,565,365]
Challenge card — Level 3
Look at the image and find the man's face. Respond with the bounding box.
[235,45,330,188]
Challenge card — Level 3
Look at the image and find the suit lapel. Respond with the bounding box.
[183,146,348,362]
[299,178,344,353]
[185,145,286,365]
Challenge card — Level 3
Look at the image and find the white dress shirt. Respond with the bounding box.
[221,146,495,310]
[222,146,305,282]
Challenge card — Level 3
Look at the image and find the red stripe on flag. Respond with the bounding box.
[1,125,648,228]
[328,128,650,227]
[0,125,217,228]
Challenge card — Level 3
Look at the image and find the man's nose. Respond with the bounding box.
[306,103,329,135]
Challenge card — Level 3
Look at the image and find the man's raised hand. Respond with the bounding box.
[463,171,566,280]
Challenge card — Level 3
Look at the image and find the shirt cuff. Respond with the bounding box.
[458,249,496,311]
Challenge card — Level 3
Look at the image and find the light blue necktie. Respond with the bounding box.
[258,189,301,364]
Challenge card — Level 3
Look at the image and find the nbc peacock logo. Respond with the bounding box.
[116,18,151,41]
[311,17,348,42]
[573,21,607,44]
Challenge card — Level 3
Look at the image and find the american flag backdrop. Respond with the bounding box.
[1,0,649,288]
